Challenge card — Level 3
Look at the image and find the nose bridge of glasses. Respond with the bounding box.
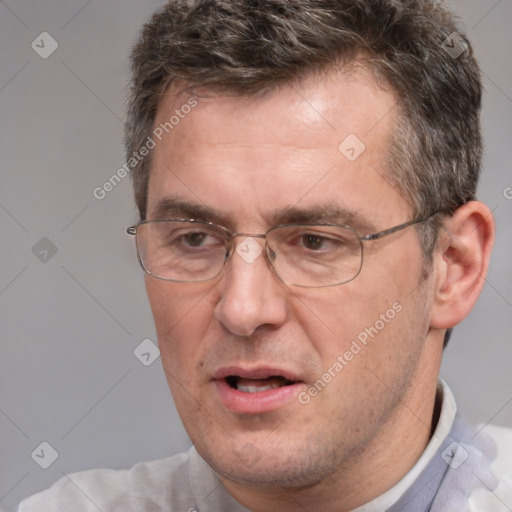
[227,232,268,253]
[231,232,267,240]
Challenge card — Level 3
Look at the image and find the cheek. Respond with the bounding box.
[292,250,426,372]
[145,278,216,371]
[293,284,396,354]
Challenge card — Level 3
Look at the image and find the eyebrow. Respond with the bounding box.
[150,197,230,226]
[269,204,375,232]
[150,197,376,233]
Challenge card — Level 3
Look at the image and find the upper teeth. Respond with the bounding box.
[237,382,283,393]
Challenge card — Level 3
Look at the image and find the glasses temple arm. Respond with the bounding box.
[359,217,430,242]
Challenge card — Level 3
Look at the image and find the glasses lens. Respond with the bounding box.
[267,225,362,287]
[136,221,227,282]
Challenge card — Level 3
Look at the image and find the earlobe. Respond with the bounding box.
[429,201,495,330]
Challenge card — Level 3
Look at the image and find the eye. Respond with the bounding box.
[182,232,209,247]
[297,231,346,251]
[301,234,327,250]
[174,229,226,250]
[161,225,226,251]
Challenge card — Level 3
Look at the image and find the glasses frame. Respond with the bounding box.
[126,215,436,287]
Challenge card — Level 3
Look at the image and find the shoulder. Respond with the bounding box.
[485,424,512,477]
[18,452,195,512]
[469,425,512,511]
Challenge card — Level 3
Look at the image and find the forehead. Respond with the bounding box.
[155,66,395,147]
[148,67,408,226]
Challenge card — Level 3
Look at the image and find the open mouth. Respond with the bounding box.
[225,375,296,393]
[214,368,302,412]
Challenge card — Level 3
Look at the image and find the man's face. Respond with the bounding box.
[145,69,438,489]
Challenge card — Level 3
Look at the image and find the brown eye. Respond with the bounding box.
[183,232,208,247]
[302,235,325,250]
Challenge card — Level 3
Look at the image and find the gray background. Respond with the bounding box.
[0,1,511,510]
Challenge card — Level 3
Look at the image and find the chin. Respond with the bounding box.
[195,431,343,490]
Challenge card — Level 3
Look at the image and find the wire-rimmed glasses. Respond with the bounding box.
[127,215,434,287]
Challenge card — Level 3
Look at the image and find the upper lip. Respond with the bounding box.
[213,366,302,382]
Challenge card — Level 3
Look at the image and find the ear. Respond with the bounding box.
[429,201,495,330]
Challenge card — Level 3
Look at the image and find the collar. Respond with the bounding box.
[350,379,457,511]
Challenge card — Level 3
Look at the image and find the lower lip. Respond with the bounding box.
[214,379,304,414]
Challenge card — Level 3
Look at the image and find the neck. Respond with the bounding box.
[221,335,443,512]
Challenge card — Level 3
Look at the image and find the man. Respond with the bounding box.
[19,0,511,510]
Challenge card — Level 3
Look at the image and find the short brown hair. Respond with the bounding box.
[126,0,482,258]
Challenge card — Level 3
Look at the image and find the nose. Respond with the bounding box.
[213,238,288,337]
